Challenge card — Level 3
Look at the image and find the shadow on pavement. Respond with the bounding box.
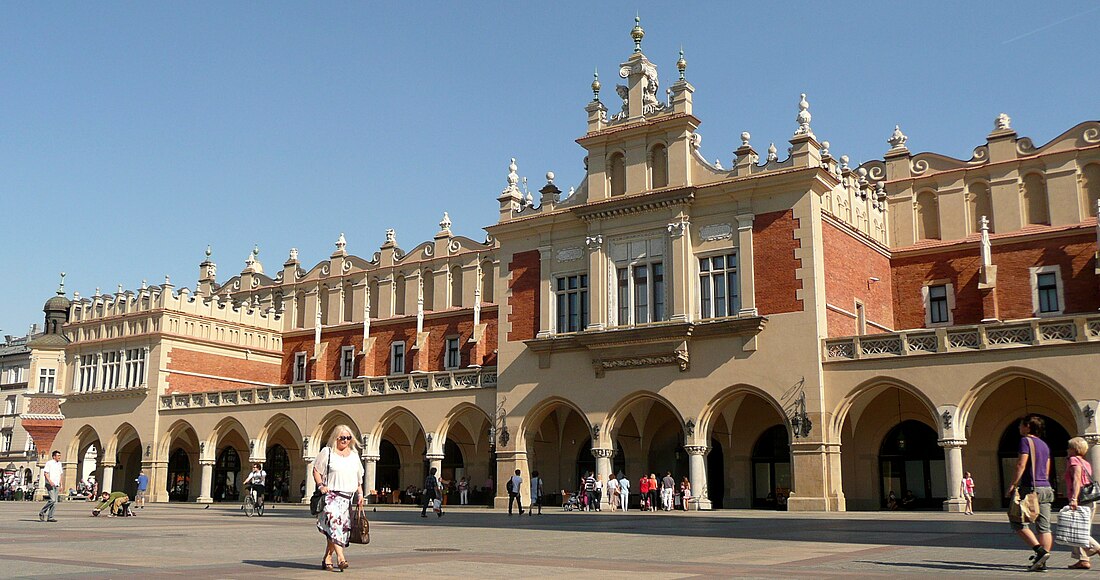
[862,560,1026,573]
[242,559,319,571]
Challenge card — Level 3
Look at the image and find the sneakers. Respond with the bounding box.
[46,518,58,522]
[1028,549,1050,572]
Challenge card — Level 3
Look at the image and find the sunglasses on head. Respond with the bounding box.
[337,436,354,442]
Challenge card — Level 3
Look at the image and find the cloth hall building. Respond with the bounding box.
[31,24,1100,512]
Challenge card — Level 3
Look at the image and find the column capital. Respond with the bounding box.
[937,438,967,449]
[1083,434,1100,445]
[735,213,755,229]
[684,445,709,456]
[591,448,615,459]
[424,453,446,461]
[198,459,216,467]
[100,462,117,469]
[584,235,604,250]
[362,454,381,463]
[666,218,690,238]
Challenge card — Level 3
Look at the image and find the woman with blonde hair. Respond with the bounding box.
[314,425,364,572]
[1065,436,1100,569]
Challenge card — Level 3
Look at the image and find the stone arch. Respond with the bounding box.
[966,180,994,234]
[915,190,940,240]
[1022,172,1050,225]
[436,402,492,445]
[698,384,788,446]
[435,403,492,495]
[159,419,200,459]
[649,142,669,189]
[369,406,427,491]
[67,424,102,461]
[108,423,143,497]
[831,377,941,442]
[1083,162,1100,218]
[160,419,201,502]
[518,397,593,452]
[956,367,1081,437]
[604,391,687,443]
[257,413,304,453]
[105,422,140,460]
[520,397,596,503]
[604,392,689,491]
[205,417,250,455]
[310,410,363,457]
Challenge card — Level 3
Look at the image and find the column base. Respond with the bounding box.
[785,494,833,512]
[196,497,213,504]
[943,498,968,512]
[691,498,712,511]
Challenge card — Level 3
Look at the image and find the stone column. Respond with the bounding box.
[536,246,553,338]
[100,462,116,493]
[1085,435,1100,485]
[301,457,316,504]
[685,445,711,510]
[735,213,757,316]
[197,461,214,504]
[592,448,614,484]
[585,235,607,330]
[666,216,692,322]
[494,449,528,510]
[426,453,444,480]
[939,439,967,512]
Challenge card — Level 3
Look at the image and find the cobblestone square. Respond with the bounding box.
[0,502,1096,579]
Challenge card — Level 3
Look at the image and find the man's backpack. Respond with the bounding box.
[506,478,514,493]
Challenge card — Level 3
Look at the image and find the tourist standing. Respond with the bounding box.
[458,477,469,505]
[618,473,630,511]
[583,472,596,511]
[421,467,443,518]
[961,472,975,515]
[648,474,659,513]
[1065,437,1100,569]
[508,469,524,515]
[594,474,604,511]
[530,470,543,516]
[680,476,692,511]
[1005,414,1055,572]
[605,474,618,512]
[134,469,149,509]
[638,474,651,511]
[661,472,675,511]
[314,425,365,572]
[38,450,62,523]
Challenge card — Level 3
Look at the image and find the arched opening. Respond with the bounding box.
[1022,172,1049,225]
[319,285,331,325]
[266,444,291,502]
[967,181,994,234]
[368,279,380,318]
[752,425,792,510]
[167,448,191,502]
[523,399,591,506]
[573,438,626,489]
[116,437,143,498]
[259,414,304,501]
[70,426,103,494]
[295,291,306,328]
[422,269,435,311]
[480,260,495,304]
[438,404,492,505]
[609,153,626,196]
[707,438,725,509]
[342,281,354,323]
[996,416,1071,509]
[377,440,401,497]
[878,420,945,510]
[609,395,686,508]
[450,266,463,308]
[650,144,668,189]
[214,447,241,502]
[394,275,407,316]
[916,190,940,240]
[372,409,425,503]
[1082,163,1100,218]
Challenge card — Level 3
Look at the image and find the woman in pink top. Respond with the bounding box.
[1066,437,1100,569]
[961,472,975,515]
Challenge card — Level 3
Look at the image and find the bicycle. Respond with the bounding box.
[242,486,265,517]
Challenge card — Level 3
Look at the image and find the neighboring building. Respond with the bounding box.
[0,332,37,485]
[47,21,1100,511]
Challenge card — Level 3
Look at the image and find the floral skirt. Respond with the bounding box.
[317,491,352,547]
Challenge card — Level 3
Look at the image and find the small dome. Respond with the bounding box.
[44,293,70,313]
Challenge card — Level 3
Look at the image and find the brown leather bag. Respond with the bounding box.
[349,504,370,545]
[1008,437,1041,524]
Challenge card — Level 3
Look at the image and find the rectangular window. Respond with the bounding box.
[293,352,307,383]
[614,261,665,326]
[1037,272,1059,313]
[633,264,649,324]
[698,253,740,319]
[37,369,56,394]
[79,354,98,392]
[1,431,10,453]
[341,346,356,379]
[653,262,665,322]
[124,348,147,388]
[617,268,629,325]
[4,396,15,415]
[445,337,461,370]
[928,285,950,324]
[554,274,589,333]
[390,341,406,375]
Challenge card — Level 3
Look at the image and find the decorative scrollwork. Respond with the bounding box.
[1084,127,1100,144]
[970,146,988,163]
[910,159,929,175]
[321,264,330,276]
[1016,137,1037,155]
[867,166,885,181]
[448,239,461,254]
[343,260,352,273]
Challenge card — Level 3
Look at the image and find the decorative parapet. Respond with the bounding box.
[823,314,1100,362]
[159,367,497,411]
[64,386,149,403]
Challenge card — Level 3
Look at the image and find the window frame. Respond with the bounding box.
[922,282,955,327]
[37,368,56,394]
[697,251,740,320]
[340,345,356,379]
[293,352,308,383]
[554,273,589,334]
[614,258,667,327]
[390,341,406,375]
[444,337,461,370]
[1029,265,1065,317]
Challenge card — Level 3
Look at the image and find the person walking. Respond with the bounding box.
[594,474,604,511]
[1005,414,1055,572]
[1066,436,1100,569]
[508,469,524,515]
[638,474,651,511]
[605,474,618,512]
[38,450,62,523]
[661,472,675,511]
[421,467,444,518]
[961,472,975,515]
[314,425,365,572]
[529,470,543,516]
[618,473,630,511]
[680,476,692,511]
[134,469,149,509]
[648,474,660,513]
[458,477,469,505]
[583,472,596,512]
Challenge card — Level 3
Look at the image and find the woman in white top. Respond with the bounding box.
[605,475,619,512]
[314,425,365,572]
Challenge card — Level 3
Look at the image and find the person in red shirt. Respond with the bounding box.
[638,475,651,511]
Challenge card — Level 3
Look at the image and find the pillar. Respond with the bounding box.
[301,457,316,504]
[363,455,379,502]
[939,439,967,512]
[197,461,214,504]
[1086,435,1100,485]
[585,235,607,330]
[426,453,444,480]
[736,213,757,317]
[666,215,692,322]
[149,460,168,503]
[494,449,528,510]
[100,462,116,493]
[685,445,711,510]
[592,448,614,485]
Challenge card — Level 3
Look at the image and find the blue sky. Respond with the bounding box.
[2,1,1097,336]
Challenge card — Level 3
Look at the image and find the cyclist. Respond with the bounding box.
[243,463,267,511]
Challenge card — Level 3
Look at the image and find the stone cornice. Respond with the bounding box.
[571,187,694,222]
[63,386,149,403]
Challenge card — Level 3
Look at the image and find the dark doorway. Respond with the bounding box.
[167,448,191,501]
[879,420,945,510]
[377,440,400,493]
[266,445,290,502]
[707,438,724,509]
[997,415,1070,508]
[751,425,791,509]
[213,447,241,502]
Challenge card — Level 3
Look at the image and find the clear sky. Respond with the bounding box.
[2,1,1097,336]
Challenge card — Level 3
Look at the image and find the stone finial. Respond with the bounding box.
[140,279,148,290]
[568,186,575,197]
[766,143,778,163]
[57,272,66,295]
[204,245,212,259]
[794,93,813,137]
[525,191,534,207]
[979,215,990,232]
[840,155,850,170]
[288,247,299,262]
[856,167,869,187]
[741,132,751,147]
[820,141,830,157]
[546,171,555,184]
[714,159,723,170]
[439,212,452,232]
[631,15,644,53]
[995,113,1012,131]
[334,232,347,253]
[384,228,396,245]
[677,47,687,81]
[95,287,101,297]
[164,275,171,286]
[591,68,601,101]
[506,158,519,188]
[887,125,908,149]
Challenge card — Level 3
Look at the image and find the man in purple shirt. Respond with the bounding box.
[1005,414,1053,572]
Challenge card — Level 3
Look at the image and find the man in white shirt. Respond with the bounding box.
[507,469,524,515]
[39,450,63,522]
[618,473,630,511]
[529,470,543,516]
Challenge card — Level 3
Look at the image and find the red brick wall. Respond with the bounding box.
[280,309,498,382]
[822,220,894,336]
[22,419,62,457]
[891,232,1098,330]
[753,210,804,315]
[507,250,540,341]
[165,348,281,394]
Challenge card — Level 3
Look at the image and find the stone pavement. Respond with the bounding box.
[0,501,1095,579]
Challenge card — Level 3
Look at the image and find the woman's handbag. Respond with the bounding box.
[349,504,370,545]
[310,449,332,516]
[1078,459,1100,503]
[1008,438,1041,524]
[1053,505,1093,547]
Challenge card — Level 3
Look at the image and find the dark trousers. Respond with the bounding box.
[421,490,436,516]
[531,494,542,514]
[508,491,523,514]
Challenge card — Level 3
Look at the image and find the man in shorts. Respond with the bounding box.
[134,469,149,508]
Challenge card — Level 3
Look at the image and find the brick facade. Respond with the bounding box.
[164,348,281,394]
[753,210,804,315]
[507,250,540,342]
[822,219,894,336]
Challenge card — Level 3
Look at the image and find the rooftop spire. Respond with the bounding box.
[794,93,813,137]
[591,68,601,101]
[57,272,66,296]
[631,15,644,53]
[677,46,687,81]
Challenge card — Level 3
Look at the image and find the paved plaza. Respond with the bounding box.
[0,502,1097,579]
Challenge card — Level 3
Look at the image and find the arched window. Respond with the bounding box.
[342,281,354,323]
[480,260,494,304]
[967,181,994,234]
[1082,163,1100,218]
[394,275,406,316]
[609,153,626,196]
[421,269,435,311]
[1022,172,1049,225]
[450,265,463,308]
[368,279,379,319]
[319,285,330,324]
[650,144,668,189]
[915,190,940,240]
[295,291,306,328]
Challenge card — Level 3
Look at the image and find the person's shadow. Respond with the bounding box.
[241,560,319,571]
[862,560,1023,573]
